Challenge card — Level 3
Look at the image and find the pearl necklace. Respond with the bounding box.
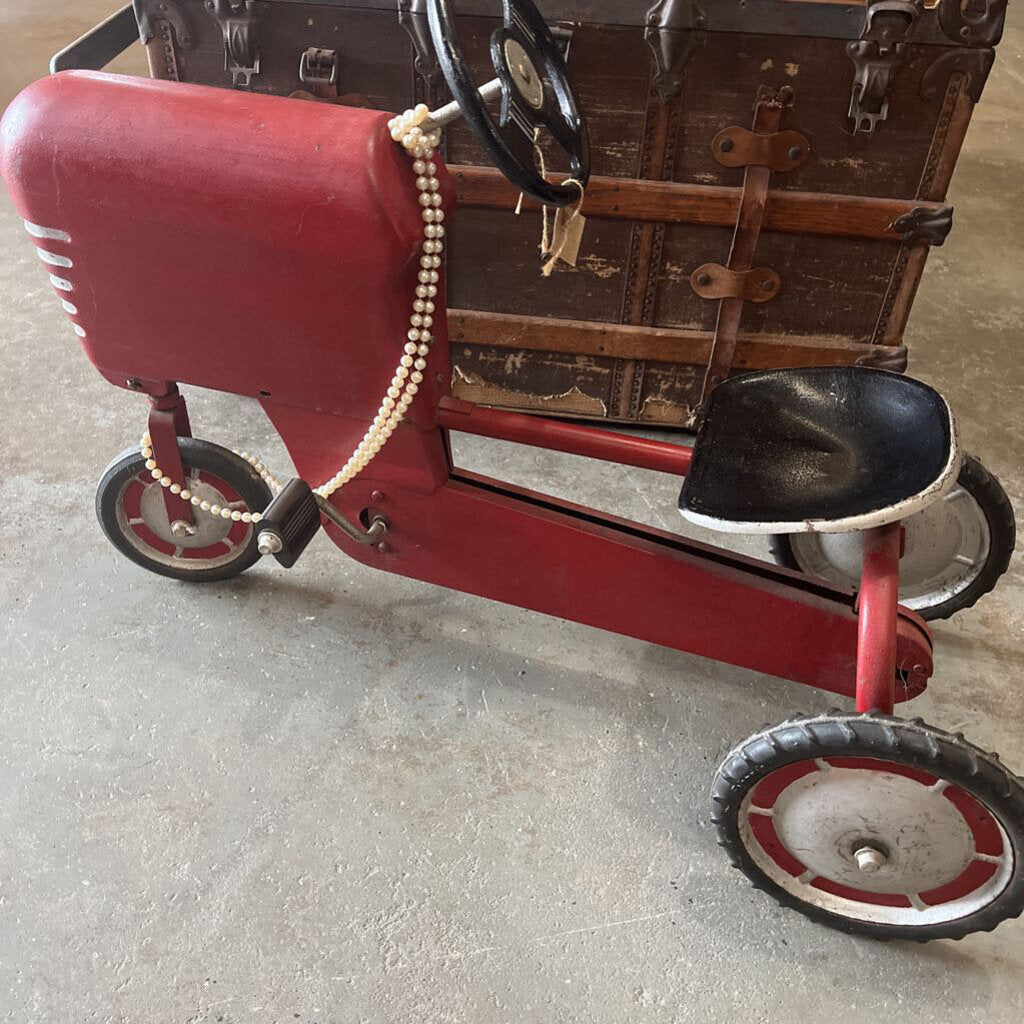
[138,105,444,526]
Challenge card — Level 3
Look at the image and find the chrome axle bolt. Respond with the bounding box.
[170,519,197,539]
[854,846,888,874]
[257,531,283,556]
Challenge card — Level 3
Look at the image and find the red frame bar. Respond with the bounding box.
[147,387,194,526]
[854,523,903,714]
[438,396,693,476]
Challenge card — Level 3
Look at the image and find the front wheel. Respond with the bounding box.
[96,437,274,582]
[712,712,1024,941]
[769,454,1015,620]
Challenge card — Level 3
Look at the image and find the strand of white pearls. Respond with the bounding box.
[137,104,444,524]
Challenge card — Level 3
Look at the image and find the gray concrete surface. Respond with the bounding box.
[2,3,1023,1022]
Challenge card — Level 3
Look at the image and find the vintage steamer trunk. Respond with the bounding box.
[126,0,1007,425]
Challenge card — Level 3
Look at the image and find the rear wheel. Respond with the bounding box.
[769,454,1015,620]
[96,437,273,582]
[712,712,1024,941]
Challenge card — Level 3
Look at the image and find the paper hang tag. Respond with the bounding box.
[541,200,587,277]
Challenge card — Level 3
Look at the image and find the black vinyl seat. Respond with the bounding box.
[679,367,959,535]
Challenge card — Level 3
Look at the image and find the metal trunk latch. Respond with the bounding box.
[398,0,442,91]
[644,0,707,103]
[205,0,262,89]
[846,0,921,134]
[299,47,339,99]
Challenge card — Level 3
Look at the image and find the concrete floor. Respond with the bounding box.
[2,3,1024,1022]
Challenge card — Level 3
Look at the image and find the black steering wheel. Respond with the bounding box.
[427,0,590,207]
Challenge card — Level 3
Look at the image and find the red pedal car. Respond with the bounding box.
[2,0,1021,941]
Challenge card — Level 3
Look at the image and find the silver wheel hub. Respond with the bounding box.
[117,472,251,570]
[740,760,1014,926]
[139,478,233,547]
[770,768,973,894]
[787,484,990,610]
[504,38,545,111]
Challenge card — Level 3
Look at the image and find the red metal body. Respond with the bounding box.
[438,396,694,476]
[0,72,931,706]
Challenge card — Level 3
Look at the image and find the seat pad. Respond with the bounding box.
[679,367,959,534]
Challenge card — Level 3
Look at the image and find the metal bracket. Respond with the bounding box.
[920,46,996,103]
[856,345,909,372]
[299,46,339,98]
[691,264,781,303]
[846,0,921,135]
[890,205,954,246]
[398,0,441,90]
[205,0,262,89]
[51,3,139,73]
[937,0,1007,48]
[644,0,707,103]
[316,496,389,548]
[134,0,193,47]
[711,126,811,172]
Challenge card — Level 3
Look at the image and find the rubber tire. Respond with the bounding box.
[712,711,1024,941]
[96,437,274,583]
[769,454,1016,621]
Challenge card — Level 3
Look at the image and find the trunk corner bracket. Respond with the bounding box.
[134,0,194,48]
[645,0,707,103]
[890,204,954,246]
[937,0,1007,48]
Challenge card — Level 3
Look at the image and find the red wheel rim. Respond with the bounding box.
[117,467,255,570]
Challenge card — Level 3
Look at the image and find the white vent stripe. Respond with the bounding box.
[61,299,78,314]
[37,248,73,268]
[49,274,73,292]
[24,220,71,242]
[73,324,87,338]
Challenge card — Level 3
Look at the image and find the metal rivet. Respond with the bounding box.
[719,137,734,152]
[377,541,391,554]
[696,273,711,286]
[788,145,802,160]
[762,279,775,292]
[371,491,385,503]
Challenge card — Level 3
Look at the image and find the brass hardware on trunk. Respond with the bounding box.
[691,264,781,303]
[712,126,811,172]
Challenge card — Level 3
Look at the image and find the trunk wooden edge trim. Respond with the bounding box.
[450,166,949,243]
[447,309,907,371]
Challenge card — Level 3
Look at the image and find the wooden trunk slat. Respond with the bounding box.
[451,166,947,242]
[448,309,905,369]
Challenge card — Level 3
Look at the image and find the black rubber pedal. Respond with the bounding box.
[256,478,321,568]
